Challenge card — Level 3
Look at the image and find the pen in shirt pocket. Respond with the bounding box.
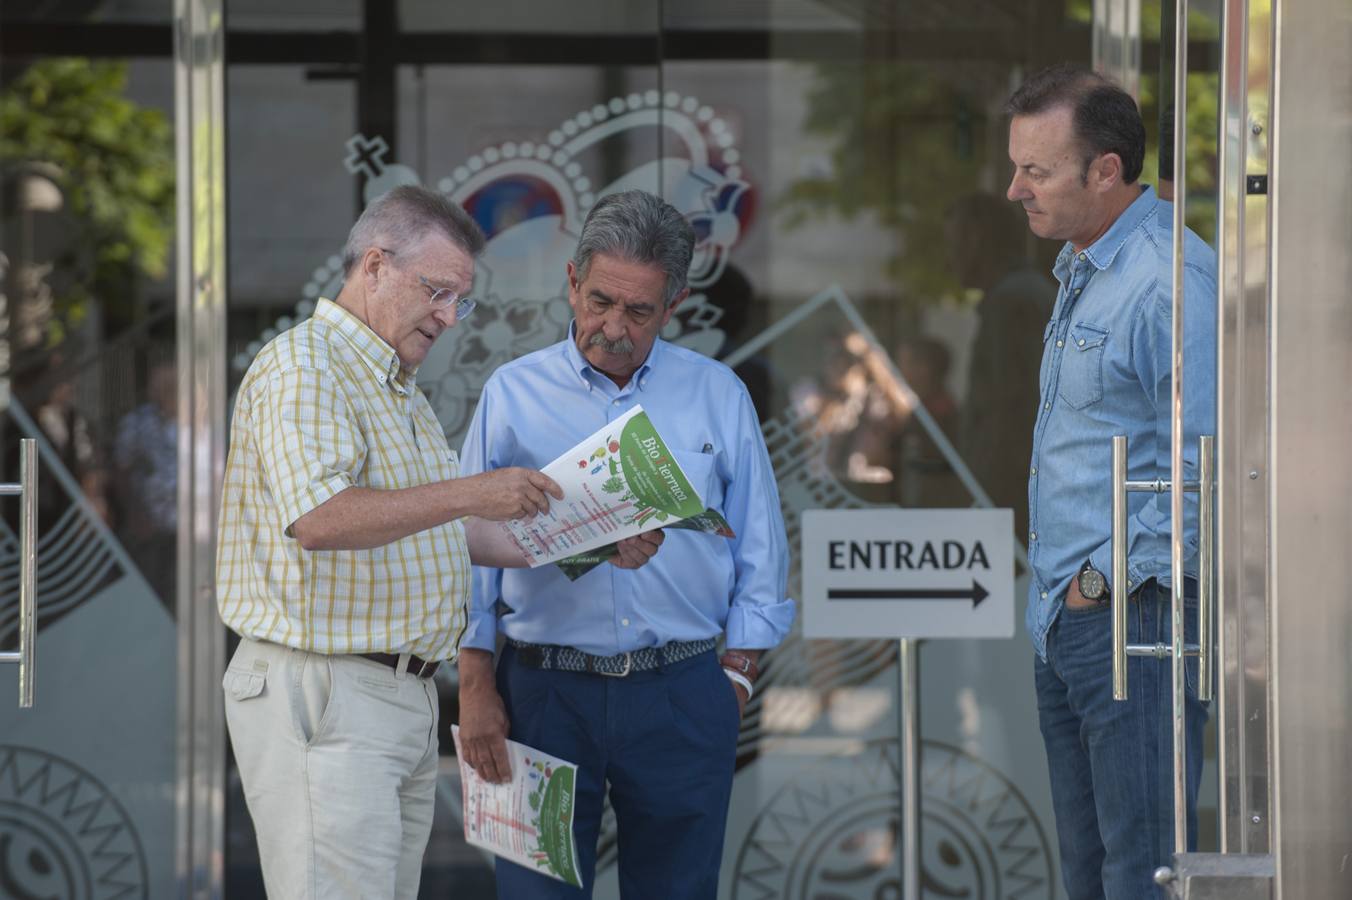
[701,442,714,454]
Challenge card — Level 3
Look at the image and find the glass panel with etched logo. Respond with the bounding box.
[0,4,178,896]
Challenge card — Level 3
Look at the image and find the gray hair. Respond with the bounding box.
[341,185,486,276]
[572,190,695,307]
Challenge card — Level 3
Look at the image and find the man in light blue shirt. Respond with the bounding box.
[1007,66,1216,898]
[457,190,793,899]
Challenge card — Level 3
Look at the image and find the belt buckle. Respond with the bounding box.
[599,652,632,678]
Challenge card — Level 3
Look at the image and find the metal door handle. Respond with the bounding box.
[1110,434,1216,701]
[0,439,38,707]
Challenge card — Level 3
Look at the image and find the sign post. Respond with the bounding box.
[802,508,1015,900]
[898,636,920,900]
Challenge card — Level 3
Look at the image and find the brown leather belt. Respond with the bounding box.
[358,652,440,678]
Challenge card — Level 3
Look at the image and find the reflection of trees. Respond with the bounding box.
[778,61,987,305]
[0,59,174,352]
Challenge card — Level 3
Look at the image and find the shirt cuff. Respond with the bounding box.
[459,610,499,653]
[724,597,796,650]
[1088,546,1150,595]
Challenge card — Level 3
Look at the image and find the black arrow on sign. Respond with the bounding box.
[827,581,989,608]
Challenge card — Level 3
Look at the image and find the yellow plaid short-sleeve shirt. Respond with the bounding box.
[216,298,469,660]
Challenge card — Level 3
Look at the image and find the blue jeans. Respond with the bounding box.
[492,644,740,899]
[1034,582,1209,900]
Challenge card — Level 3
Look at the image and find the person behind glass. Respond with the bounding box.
[457,189,793,900]
[893,336,963,508]
[114,360,176,602]
[1006,65,1217,898]
[214,185,662,900]
[35,369,106,523]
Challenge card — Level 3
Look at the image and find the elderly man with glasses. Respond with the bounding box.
[216,185,662,900]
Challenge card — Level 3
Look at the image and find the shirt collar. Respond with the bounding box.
[1059,184,1159,275]
[563,320,660,392]
[314,298,411,393]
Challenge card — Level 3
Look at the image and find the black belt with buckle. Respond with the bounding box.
[358,652,440,678]
[507,638,716,677]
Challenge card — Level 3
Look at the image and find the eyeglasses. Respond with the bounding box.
[417,274,477,321]
[379,248,477,321]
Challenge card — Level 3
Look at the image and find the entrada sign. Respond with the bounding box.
[802,509,1015,639]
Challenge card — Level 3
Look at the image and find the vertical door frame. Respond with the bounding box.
[1267,0,1352,893]
[1216,0,1275,858]
[173,0,228,896]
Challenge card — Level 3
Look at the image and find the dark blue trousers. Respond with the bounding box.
[493,643,740,899]
[1034,582,1209,900]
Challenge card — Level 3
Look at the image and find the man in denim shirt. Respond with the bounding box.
[1005,65,1217,898]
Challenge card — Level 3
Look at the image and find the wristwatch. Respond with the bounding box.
[1077,560,1109,602]
[720,652,759,681]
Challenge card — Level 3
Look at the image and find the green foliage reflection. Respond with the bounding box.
[1,59,174,348]
[778,61,987,307]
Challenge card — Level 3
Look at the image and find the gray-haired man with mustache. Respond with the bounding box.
[456,190,794,899]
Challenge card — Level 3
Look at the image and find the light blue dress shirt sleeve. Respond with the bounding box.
[720,387,794,648]
[459,381,507,653]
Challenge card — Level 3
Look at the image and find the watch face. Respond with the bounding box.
[1079,568,1108,600]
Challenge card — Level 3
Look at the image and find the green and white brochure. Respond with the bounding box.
[451,725,583,887]
[501,404,734,572]
[554,506,736,580]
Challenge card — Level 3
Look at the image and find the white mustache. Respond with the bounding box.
[589,332,634,354]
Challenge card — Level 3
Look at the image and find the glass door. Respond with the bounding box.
[219,0,1226,897]
[0,3,179,896]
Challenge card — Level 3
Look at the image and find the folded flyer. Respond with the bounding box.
[500,404,734,572]
[451,725,583,886]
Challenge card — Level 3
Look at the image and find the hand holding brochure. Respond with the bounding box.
[499,404,734,572]
[554,506,735,580]
[451,725,583,887]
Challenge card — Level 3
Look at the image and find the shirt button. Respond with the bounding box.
[1077,338,1086,346]
[1074,288,1082,295]
[1044,402,1051,410]
[1030,532,1037,541]
[1056,339,1064,348]
[1078,252,1087,261]
[1030,466,1037,476]
[621,618,630,626]
[1041,591,1049,599]
[613,399,622,406]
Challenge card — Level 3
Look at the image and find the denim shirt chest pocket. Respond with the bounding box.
[1058,321,1110,410]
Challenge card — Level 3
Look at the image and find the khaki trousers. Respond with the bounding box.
[223,637,440,899]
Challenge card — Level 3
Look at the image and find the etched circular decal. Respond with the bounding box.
[733,739,1053,900]
[0,746,149,900]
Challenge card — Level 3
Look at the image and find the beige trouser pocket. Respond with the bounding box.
[291,652,334,747]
